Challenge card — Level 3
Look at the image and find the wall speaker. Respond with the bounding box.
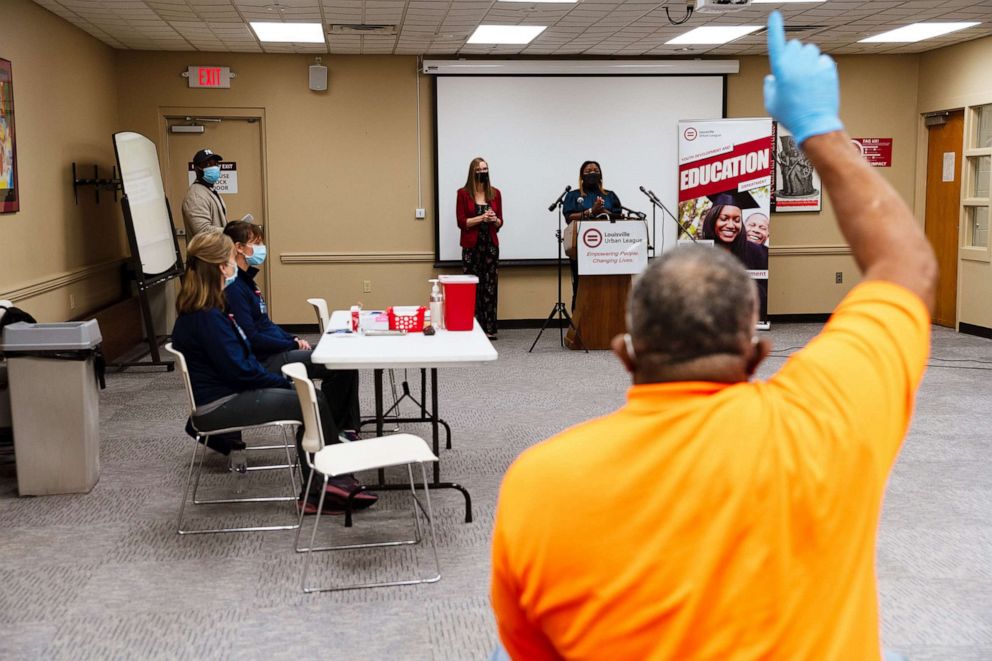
[309,64,328,92]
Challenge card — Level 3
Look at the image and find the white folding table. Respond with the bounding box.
[311,311,497,523]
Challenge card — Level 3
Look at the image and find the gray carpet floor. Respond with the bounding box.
[0,324,990,660]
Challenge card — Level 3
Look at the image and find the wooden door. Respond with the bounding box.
[924,110,963,328]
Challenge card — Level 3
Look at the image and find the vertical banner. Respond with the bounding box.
[678,118,772,322]
[772,123,821,212]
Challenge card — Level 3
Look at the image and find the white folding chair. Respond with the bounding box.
[165,343,302,535]
[307,297,404,430]
[282,362,441,593]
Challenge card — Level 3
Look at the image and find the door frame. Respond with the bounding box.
[915,109,965,330]
[158,107,272,312]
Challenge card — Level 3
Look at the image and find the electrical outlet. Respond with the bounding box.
[69,294,77,310]
[415,208,426,219]
[835,272,843,284]
[363,280,372,293]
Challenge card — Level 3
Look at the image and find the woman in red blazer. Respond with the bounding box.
[455,156,503,339]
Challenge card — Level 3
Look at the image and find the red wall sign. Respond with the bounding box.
[851,138,892,167]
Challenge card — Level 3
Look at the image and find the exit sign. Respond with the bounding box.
[186,66,233,89]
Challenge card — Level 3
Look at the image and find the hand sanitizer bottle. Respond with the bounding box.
[429,279,444,330]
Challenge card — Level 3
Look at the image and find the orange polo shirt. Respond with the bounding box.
[491,281,930,660]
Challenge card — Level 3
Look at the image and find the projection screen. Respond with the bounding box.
[435,75,725,263]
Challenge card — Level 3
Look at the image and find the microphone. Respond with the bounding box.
[621,205,647,220]
[639,185,662,207]
[548,185,572,212]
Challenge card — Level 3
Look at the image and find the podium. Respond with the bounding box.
[566,274,631,350]
[564,219,648,351]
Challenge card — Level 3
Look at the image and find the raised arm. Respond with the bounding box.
[764,11,936,311]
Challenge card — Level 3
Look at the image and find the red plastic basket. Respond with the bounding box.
[387,306,426,332]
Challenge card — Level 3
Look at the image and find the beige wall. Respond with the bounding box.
[0,0,126,321]
[729,54,921,314]
[8,0,982,325]
[116,51,562,323]
[917,36,992,330]
[116,50,924,322]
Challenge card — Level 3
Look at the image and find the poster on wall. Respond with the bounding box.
[851,138,893,167]
[772,123,821,212]
[0,58,18,213]
[678,118,772,321]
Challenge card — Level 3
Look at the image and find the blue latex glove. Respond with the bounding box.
[763,11,843,145]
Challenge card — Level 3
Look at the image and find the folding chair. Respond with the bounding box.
[165,343,301,535]
[282,361,440,592]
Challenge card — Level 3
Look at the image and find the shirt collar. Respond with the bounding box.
[624,381,735,412]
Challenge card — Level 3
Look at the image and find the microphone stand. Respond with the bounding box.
[529,194,587,353]
[639,187,697,252]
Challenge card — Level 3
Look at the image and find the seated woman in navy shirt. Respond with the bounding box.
[222,221,361,442]
[561,160,622,309]
[171,229,374,513]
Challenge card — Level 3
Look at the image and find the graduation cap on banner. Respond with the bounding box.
[706,190,760,210]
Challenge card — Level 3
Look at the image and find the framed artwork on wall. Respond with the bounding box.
[1,58,19,213]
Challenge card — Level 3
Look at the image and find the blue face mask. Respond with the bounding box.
[202,165,221,185]
[246,244,267,266]
[223,266,237,288]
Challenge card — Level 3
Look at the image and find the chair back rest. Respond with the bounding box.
[163,343,197,416]
[281,362,324,454]
[306,298,329,333]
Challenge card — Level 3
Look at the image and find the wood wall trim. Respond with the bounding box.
[280,252,435,264]
[0,258,125,302]
[770,245,851,257]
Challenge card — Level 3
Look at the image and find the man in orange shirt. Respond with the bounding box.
[491,12,937,661]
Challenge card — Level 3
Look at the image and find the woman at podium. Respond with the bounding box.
[562,161,622,309]
[455,157,503,340]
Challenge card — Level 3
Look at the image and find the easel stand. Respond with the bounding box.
[110,195,183,372]
[529,201,586,353]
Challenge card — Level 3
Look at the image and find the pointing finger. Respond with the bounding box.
[767,11,786,73]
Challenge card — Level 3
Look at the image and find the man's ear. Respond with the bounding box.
[746,338,771,377]
[611,334,635,374]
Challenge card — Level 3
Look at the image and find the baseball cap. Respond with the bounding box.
[192,148,223,166]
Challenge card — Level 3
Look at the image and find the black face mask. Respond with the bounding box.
[582,173,602,189]
[476,172,490,184]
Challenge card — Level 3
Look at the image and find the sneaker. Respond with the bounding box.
[486,333,498,341]
[325,475,378,510]
[338,430,361,443]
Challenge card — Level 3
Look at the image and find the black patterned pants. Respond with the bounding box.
[462,236,499,336]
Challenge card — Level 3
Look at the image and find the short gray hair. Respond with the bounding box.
[629,245,756,363]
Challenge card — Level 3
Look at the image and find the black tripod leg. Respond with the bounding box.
[528,304,560,353]
[562,306,589,353]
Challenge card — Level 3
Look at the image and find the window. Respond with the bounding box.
[963,104,992,256]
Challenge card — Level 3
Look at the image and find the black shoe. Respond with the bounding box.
[324,475,378,510]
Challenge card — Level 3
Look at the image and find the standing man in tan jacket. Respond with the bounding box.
[181,148,228,239]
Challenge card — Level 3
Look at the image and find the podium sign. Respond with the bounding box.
[577,220,649,275]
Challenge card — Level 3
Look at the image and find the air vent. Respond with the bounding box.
[328,24,398,36]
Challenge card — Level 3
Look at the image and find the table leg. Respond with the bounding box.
[351,367,473,525]
[375,369,385,484]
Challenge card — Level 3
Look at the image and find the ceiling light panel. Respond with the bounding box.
[249,21,325,42]
[467,25,547,44]
[667,25,762,45]
[859,22,980,43]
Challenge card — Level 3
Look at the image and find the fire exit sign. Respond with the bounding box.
[186,66,233,89]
